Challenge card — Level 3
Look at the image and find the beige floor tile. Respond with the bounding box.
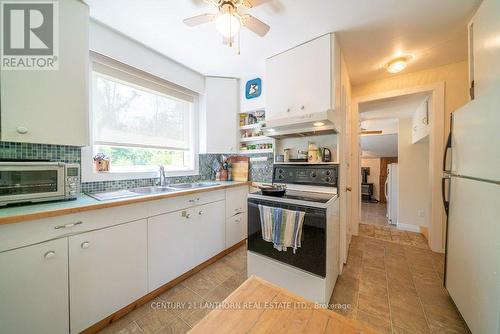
[391,304,430,334]
[357,291,390,320]
[135,308,178,334]
[105,321,143,334]
[200,260,237,284]
[180,270,220,298]
[177,304,212,328]
[204,283,234,303]
[159,285,205,316]
[156,317,191,334]
[356,310,392,334]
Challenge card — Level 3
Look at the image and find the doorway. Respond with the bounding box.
[352,84,444,252]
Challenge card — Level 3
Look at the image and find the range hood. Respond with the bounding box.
[262,109,339,138]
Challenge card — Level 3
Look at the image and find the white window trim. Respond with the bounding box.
[81,53,200,183]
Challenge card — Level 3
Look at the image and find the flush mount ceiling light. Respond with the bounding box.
[386,56,412,74]
[313,122,325,127]
[183,0,271,53]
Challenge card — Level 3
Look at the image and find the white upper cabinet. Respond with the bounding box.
[200,77,239,154]
[469,0,500,99]
[266,34,340,121]
[0,0,89,146]
[412,99,430,143]
[0,238,69,334]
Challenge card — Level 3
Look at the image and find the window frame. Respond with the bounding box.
[81,52,199,183]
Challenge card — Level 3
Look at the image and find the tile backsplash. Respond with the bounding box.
[0,141,274,193]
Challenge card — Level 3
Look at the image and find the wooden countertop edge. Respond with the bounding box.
[0,182,251,226]
[191,275,381,334]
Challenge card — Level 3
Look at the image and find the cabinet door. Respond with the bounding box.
[266,34,332,121]
[226,212,247,248]
[0,239,69,334]
[148,208,197,291]
[195,200,226,263]
[226,186,248,218]
[0,0,89,146]
[69,220,148,333]
[202,77,238,153]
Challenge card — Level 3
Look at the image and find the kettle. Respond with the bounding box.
[321,148,332,162]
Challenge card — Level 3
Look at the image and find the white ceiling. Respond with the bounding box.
[85,0,480,85]
[361,134,398,158]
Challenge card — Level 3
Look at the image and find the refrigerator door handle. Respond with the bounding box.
[442,176,450,216]
[384,178,389,200]
[443,131,452,172]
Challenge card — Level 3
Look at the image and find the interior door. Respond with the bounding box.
[0,238,69,334]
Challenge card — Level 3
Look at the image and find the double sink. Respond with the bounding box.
[87,182,221,201]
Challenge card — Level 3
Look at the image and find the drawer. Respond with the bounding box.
[0,204,149,253]
[226,212,247,248]
[148,189,225,217]
[226,186,248,218]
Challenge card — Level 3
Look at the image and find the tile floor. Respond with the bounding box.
[359,223,429,249]
[362,202,390,226]
[330,234,469,334]
[98,222,467,334]
[98,246,247,334]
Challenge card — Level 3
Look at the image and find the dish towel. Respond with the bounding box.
[258,204,306,253]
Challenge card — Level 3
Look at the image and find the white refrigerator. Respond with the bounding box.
[443,84,500,334]
[385,163,398,225]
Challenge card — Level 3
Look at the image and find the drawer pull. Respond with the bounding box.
[198,210,204,215]
[81,241,91,249]
[182,211,191,219]
[188,198,200,203]
[54,221,83,230]
[44,251,56,260]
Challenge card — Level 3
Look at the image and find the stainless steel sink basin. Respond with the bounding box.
[130,186,176,195]
[167,182,221,190]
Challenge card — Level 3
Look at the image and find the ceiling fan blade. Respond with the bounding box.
[241,14,270,37]
[183,13,216,27]
[240,0,272,8]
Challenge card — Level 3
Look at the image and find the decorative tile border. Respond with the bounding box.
[0,141,275,193]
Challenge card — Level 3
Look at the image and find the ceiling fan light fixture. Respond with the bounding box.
[215,12,241,37]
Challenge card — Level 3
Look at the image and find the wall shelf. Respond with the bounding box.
[240,136,271,143]
[238,148,274,155]
[239,123,262,130]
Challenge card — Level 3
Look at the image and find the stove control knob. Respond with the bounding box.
[311,172,317,178]
[325,170,332,176]
[278,174,284,180]
[325,177,332,183]
[277,169,284,174]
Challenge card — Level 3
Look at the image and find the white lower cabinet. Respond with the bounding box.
[226,212,247,248]
[148,200,225,292]
[68,219,148,333]
[0,238,69,334]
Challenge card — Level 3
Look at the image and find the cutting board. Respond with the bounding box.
[229,156,249,181]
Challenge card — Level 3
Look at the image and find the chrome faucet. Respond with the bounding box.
[158,165,168,186]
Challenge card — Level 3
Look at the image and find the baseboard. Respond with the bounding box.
[419,226,429,240]
[396,222,421,233]
[81,239,247,334]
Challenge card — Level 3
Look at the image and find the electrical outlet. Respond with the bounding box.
[418,209,425,218]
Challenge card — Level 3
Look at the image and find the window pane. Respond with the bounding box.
[95,146,191,172]
[93,73,191,150]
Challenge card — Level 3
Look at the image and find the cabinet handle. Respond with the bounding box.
[300,105,305,110]
[81,241,91,249]
[286,108,291,113]
[188,198,200,203]
[198,210,204,215]
[44,251,56,260]
[16,126,28,134]
[54,221,83,230]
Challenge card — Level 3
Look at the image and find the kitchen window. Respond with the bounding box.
[82,53,198,182]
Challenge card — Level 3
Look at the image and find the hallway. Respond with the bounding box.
[361,202,389,226]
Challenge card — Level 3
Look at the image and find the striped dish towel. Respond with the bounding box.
[258,205,306,253]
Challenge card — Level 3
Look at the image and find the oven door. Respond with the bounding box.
[247,198,327,277]
[0,163,66,205]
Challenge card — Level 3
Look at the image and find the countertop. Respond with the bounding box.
[0,181,250,226]
[190,275,379,334]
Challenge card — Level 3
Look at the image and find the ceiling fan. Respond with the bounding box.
[183,0,271,50]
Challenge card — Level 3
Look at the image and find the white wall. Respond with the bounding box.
[361,158,381,201]
[398,118,430,228]
[89,20,205,94]
[240,74,265,112]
